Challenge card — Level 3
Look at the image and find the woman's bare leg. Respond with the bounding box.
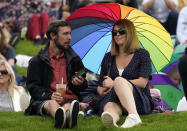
[113,77,142,128]
[114,77,138,115]
[104,102,122,124]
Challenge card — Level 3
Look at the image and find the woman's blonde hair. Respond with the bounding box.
[111,19,139,56]
[0,60,16,100]
[0,27,11,55]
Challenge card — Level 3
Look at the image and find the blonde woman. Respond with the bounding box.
[0,60,29,111]
[97,19,154,128]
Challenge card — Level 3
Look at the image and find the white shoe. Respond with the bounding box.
[121,114,142,128]
[101,112,118,128]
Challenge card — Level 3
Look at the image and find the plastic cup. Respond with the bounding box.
[56,84,66,97]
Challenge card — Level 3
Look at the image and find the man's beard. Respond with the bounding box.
[54,37,68,50]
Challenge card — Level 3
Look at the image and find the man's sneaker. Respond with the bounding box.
[54,107,66,128]
[68,100,79,128]
[101,112,118,128]
[43,38,49,44]
[34,38,42,46]
[121,114,142,128]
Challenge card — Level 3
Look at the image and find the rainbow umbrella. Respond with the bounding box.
[66,3,174,74]
[174,44,187,54]
[150,74,184,110]
[161,53,183,74]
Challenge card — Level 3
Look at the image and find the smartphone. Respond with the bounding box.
[73,69,86,78]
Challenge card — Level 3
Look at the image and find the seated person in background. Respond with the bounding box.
[0,22,17,77]
[176,6,187,45]
[26,12,50,46]
[24,20,88,129]
[57,1,71,20]
[111,0,138,8]
[4,20,21,47]
[97,19,153,129]
[177,0,187,12]
[77,0,96,9]
[168,66,181,86]
[178,47,187,99]
[142,0,178,35]
[0,60,29,112]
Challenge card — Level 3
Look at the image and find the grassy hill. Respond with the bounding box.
[14,39,45,76]
[12,39,187,131]
[1,111,187,131]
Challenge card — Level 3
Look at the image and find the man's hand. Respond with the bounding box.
[0,54,6,60]
[51,92,63,104]
[71,76,84,86]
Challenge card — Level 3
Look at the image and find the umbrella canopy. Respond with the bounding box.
[174,44,187,54]
[161,53,183,74]
[67,3,174,74]
[150,74,184,110]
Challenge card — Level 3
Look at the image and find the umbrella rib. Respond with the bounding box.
[139,42,162,73]
[128,16,168,33]
[138,32,171,72]
[96,42,111,73]
[81,31,112,70]
[72,23,113,47]
[136,26,173,49]
[102,4,120,22]
[127,15,173,49]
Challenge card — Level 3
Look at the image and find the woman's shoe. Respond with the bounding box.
[121,114,142,128]
[101,112,118,128]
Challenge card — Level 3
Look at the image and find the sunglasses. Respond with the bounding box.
[0,70,8,75]
[112,28,126,36]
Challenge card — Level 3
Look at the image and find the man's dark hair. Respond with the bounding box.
[46,20,70,40]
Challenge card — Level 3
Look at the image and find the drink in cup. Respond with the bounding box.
[56,84,66,97]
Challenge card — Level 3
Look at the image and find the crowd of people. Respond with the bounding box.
[1,0,187,130]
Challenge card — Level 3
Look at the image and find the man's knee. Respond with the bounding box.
[44,100,59,109]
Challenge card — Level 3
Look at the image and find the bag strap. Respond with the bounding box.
[107,56,114,76]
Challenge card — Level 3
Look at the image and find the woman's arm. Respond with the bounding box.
[130,77,149,88]
[97,86,112,96]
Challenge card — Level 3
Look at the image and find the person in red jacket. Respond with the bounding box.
[26,12,50,46]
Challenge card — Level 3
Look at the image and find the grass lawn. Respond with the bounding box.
[1,111,187,131]
[14,38,45,76]
[11,39,187,130]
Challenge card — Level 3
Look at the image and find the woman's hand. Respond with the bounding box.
[97,86,112,96]
[102,76,114,88]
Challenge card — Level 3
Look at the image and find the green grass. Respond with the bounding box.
[1,111,187,131]
[15,38,45,56]
[14,39,45,76]
[13,39,187,130]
